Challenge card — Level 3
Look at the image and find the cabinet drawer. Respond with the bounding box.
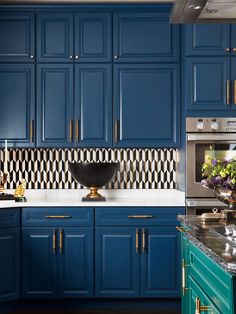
[0,208,20,228]
[189,242,232,314]
[95,207,184,226]
[22,207,94,226]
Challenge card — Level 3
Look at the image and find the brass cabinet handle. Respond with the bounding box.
[69,119,73,142]
[234,80,236,105]
[233,48,236,52]
[30,120,34,143]
[114,120,120,143]
[196,297,210,314]
[226,80,230,105]
[136,228,139,254]
[76,119,80,142]
[142,228,146,253]
[59,228,63,254]
[45,215,72,219]
[176,226,188,233]
[182,259,189,296]
[53,229,57,255]
[128,215,155,219]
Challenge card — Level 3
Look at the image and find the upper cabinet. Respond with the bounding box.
[113,13,179,62]
[0,13,35,62]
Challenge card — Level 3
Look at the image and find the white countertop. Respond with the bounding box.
[0,189,185,208]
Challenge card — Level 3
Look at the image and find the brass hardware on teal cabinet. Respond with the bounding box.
[30,120,34,143]
[69,120,73,142]
[196,297,210,313]
[182,259,189,296]
[136,228,139,254]
[76,119,79,141]
[128,215,155,219]
[176,226,188,233]
[142,229,146,253]
[59,228,63,254]
[234,80,236,105]
[53,229,56,255]
[226,80,230,105]
[45,215,72,219]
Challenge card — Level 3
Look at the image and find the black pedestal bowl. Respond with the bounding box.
[68,162,119,201]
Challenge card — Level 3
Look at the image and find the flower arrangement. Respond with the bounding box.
[201,156,236,191]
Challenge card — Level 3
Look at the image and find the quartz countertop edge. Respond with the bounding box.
[178,215,236,274]
[0,189,185,208]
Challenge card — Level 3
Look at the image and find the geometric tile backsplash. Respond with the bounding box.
[0,148,176,189]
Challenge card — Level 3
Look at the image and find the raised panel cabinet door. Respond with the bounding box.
[113,12,179,62]
[74,13,111,62]
[140,227,180,298]
[58,227,94,298]
[37,13,73,62]
[113,64,180,148]
[37,64,74,147]
[230,58,236,110]
[75,64,112,147]
[0,12,35,62]
[95,227,140,297]
[0,228,20,302]
[21,227,57,298]
[184,24,230,56]
[180,233,190,314]
[185,57,230,112]
[0,64,35,147]
[231,24,236,56]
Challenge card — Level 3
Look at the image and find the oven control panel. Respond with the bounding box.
[186,118,236,133]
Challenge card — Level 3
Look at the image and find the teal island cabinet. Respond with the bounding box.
[178,216,236,314]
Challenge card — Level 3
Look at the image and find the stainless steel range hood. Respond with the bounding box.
[170,0,236,23]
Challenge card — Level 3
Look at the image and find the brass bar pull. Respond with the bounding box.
[234,80,236,105]
[128,215,155,219]
[176,226,188,234]
[196,297,210,313]
[114,120,120,143]
[226,80,230,105]
[53,229,56,255]
[76,119,79,141]
[45,215,72,219]
[182,259,189,296]
[135,228,139,254]
[142,229,146,253]
[59,228,63,254]
[69,119,73,142]
[30,120,34,143]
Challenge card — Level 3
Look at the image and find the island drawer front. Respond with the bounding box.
[22,207,94,226]
[0,208,20,228]
[189,242,232,314]
[95,207,185,226]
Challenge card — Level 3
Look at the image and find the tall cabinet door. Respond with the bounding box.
[0,228,20,302]
[0,12,35,62]
[95,227,139,297]
[37,13,74,62]
[0,64,35,147]
[58,227,94,298]
[114,64,180,148]
[230,58,236,111]
[140,227,180,298]
[37,64,74,147]
[75,64,112,147]
[21,227,57,298]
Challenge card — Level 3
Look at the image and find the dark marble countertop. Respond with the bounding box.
[178,215,236,274]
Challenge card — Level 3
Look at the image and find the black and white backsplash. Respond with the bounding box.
[1,148,176,189]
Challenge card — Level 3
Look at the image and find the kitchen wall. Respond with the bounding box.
[1,148,176,189]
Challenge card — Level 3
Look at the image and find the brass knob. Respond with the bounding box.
[114,55,118,59]
[69,55,73,59]
[30,55,34,59]
[75,55,79,59]
[233,48,236,52]
[226,48,231,52]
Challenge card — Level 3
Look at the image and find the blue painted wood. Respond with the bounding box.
[95,227,140,297]
[37,64,74,148]
[230,25,236,56]
[37,13,73,62]
[185,57,230,112]
[183,24,230,56]
[140,227,180,298]
[75,13,111,62]
[58,227,94,298]
[0,12,35,62]
[113,64,180,148]
[113,12,179,62]
[0,209,20,228]
[0,64,35,147]
[75,64,112,147]
[21,227,58,298]
[230,58,236,111]
[0,228,20,302]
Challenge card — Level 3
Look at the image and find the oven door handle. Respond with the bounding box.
[187,134,236,141]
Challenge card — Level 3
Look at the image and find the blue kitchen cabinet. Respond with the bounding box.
[75,64,112,147]
[0,12,35,62]
[113,12,179,62]
[75,13,111,62]
[36,64,74,148]
[0,64,35,147]
[113,64,180,148]
[95,227,140,298]
[183,24,230,56]
[140,227,180,298]
[0,209,20,302]
[37,13,73,62]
